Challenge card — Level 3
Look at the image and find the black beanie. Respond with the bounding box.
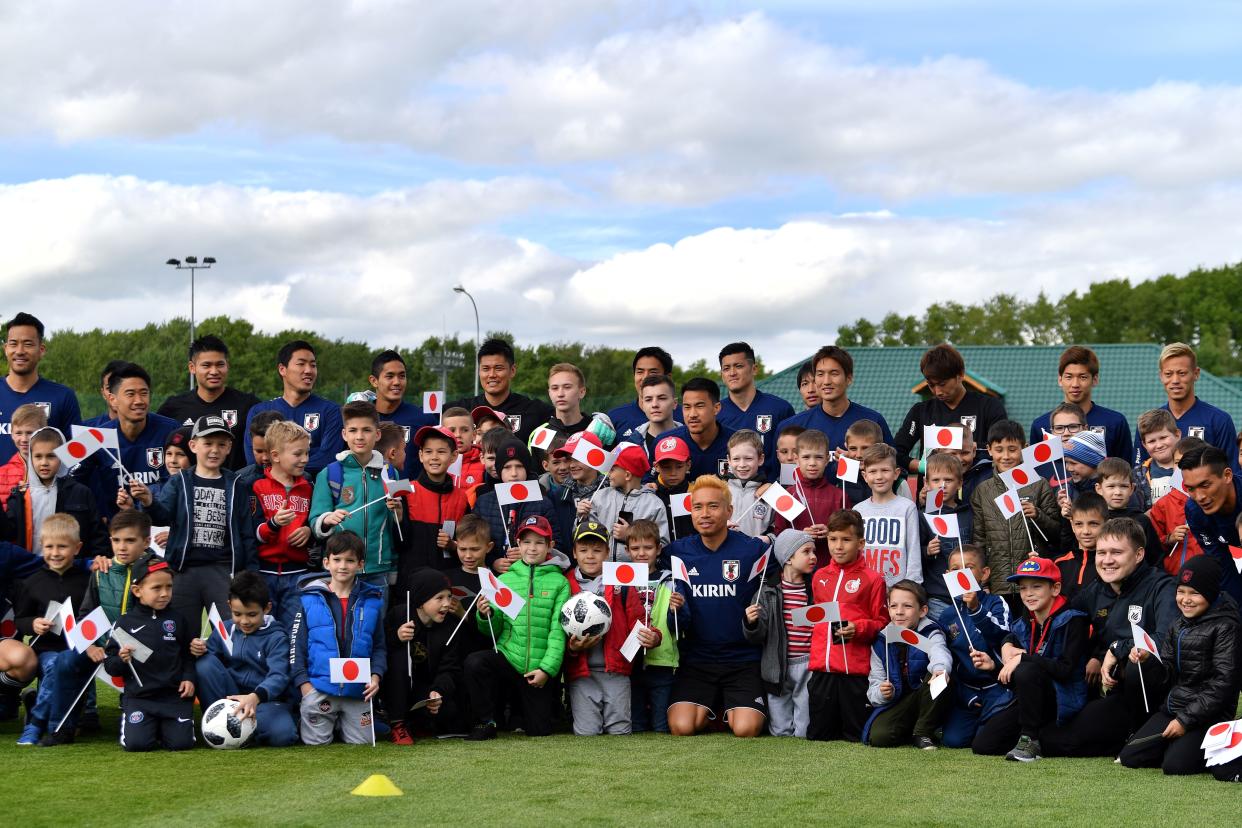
[407,568,452,610]
[495,438,532,474]
[1178,555,1222,604]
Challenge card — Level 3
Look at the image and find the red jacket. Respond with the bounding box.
[400,475,470,525]
[0,453,26,509]
[1147,488,1203,575]
[455,445,485,494]
[563,576,646,679]
[252,468,313,569]
[773,470,845,556]
[808,556,887,675]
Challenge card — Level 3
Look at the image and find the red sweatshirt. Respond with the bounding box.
[1147,488,1203,575]
[455,445,485,505]
[808,556,887,675]
[773,470,845,556]
[562,576,646,679]
[252,468,313,570]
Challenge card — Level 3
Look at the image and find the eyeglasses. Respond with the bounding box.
[1050,424,1085,434]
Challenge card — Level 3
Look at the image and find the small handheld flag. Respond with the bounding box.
[208,604,234,656]
[944,568,981,598]
[530,426,557,452]
[1022,437,1063,467]
[0,608,14,639]
[670,555,691,583]
[1131,621,1162,663]
[603,561,644,587]
[924,487,946,514]
[760,483,806,522]
[1203,721,1238,753]
[43,599,65,635]
[748,550,771,582]
[834,456,860,484]
[423,391,443,415]
[111,627,153,663]
[330,657,372,684]
[670,492,693,518]
[791,601,841,627]
[479,569,526,620]
[54,434,102,469]
[620,620,649,662]
[999,463,1040,491]
[1229,546,1242,574]
[72,425,119,450]
[495,481,543,507]
[571,438,615,473]
[883,623,935,654]
[66,606,109,653]
[994,490,1023,520]
[779,463,797,485]
[924,425,962,451]
[924,512,960,540]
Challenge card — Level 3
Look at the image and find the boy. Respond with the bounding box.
[919,452,973,616]
[105,556,197,751]
[1148,436,1207,575]
[936,546,1013,749]
[5,427,108,557]
[377,422,407,480]
[564,520,646,735]
[310,401,403,588]
[863,580,952,749]
[130,415,257,623]
[797,361,818,410]
[191,571,298,747]
[1061,429,1107,507]
[773,429,845,560]
[471,405,511,442]
[625,518,681,733]
[471,439,558,571]
[441,406,484,492]
[1133,408,1181,510]
[465,515,570,739]
[632,374,682,458]
[291,531,385,745]
[250,420,314,633]
[1094,457,1163,566]
[775,424,804,468]
[969,557,1089,761]
[556,432,603,511]
[744,528,816,737]
[0,404,47,507]
[970,420,1060,601]
[652,435,695,541]
[842,419,884,505]
[1051,492,1106,600]
[444,514,495,656]
[237,410,286,493]
[807,509,887,742]
[398,425,469,575]
[853,443,921,586]
[546,363,591,436]
[384,568,465,744]
[726,430,774,538]
[538,433,572,489]
[13,514,90,745]
[42,510,151,745]
[590,443,669,561]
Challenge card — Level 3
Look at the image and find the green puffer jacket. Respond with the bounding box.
[477,557,571,677]
[970,472,1061,595]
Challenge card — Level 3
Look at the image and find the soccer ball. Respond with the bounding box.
[201,698,257,749]
[560,591,612,638]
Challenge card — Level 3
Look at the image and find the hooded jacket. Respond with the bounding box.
[589,484,670,561]
[808,556,887,675]
[1003,595,1090,724]
[562,576,645,679]
[250,467,314,572]
[476,555,570,677]
[310,450,399,575]
[743,575,813,692]
[205,614,292,703]
[397,471,470,573]
[4,474,109,558]
[727,477,775,539]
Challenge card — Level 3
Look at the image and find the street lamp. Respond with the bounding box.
[166,256,217,390]
[453,284,480,396]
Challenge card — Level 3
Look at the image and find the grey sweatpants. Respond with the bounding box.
[299,688,374,745]
[768,655,811,737]
[569,671,632,735]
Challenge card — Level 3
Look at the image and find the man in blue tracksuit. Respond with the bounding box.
[244,340,344,477]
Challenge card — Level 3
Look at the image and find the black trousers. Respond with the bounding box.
[806,672,868,742]
[1041,659,1164,758]
[120,693,195,752]
[463,650,557,737]
[867,681,952,746]
[1119,712,1209,775]
[973,661,1060,754]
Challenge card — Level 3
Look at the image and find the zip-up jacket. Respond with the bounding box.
[205,614,292,703]
[866,617,951,707]
[383,590,463,700]
[4,475,108,557]
[250,468,313,571]
[1052,548,1099,601]
[971,472,1061,594]
[1159,593,1240,729]
[743,575,813,692]
[654,477,695,542]
[1071,563,1178,663]
[13,565,89,654]
[727,477,775,539]
[290,576,387,698]
[562,576,644,679]
[808,556,887,675]
[1147,487,1203,575]
[310,450,398,575]
[1002,595,1089,724]
[397,472,469,572]
[476,556,570,677]
[919,501,974,601]
[146,467,258,574]
[104,601,197,699]
[471,487,557,567]
[80,557,138,622]
[936,592,1013,723]
[589,484,670,561]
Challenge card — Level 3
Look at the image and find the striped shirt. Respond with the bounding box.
[781,579,812,657]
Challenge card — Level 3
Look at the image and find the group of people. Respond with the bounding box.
[1,311,1241,782]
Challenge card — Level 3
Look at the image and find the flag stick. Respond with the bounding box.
[794,477,817,526]
[884,637,890,683]
[1137,658,1150,714]
[1020,513,1037,555]
[127,659,144,688]
[1028,515,1049,543]
[951,599,975,650]
[444,601,476,648]
[369,697,376,747]
[405,591,413,686]
[671,579,680,641]
[345,493,394,516]
[834,570,849,675]
[54,663,104,733]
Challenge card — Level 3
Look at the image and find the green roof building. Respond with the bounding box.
[757,344,1242,437]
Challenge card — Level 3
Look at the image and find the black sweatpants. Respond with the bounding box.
[1119,712,1209,775]
[806,672,868,742]
[1041,659,1164,758]
[120,693,195,752]
[463,650,557,737]
[867,681,952,746]
[972,661,1059,755]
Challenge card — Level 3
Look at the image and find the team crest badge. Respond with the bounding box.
[129,711,144,724]
[401,426,411,443]
[845,578,861,593]
[34,402,51,417]
[1089,425,1105,436]
[755,414,772,434]
[1189,426,1205,439]
[1127,605,1143,623]
[340,486,356,506]
[318,700,331,713]
[220,409,238,428]
[146,448,163,468]
[722,560,740,582]
[162,620,176,634]
[505,414,521,432]
[717,458,729,476]
[959,415,977,434]
[304,413,320,432]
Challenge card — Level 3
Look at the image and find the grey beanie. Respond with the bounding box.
[773,528,814,567]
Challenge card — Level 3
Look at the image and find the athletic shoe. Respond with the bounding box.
[17,724,41,746]
[467,722,497,741]
[913,735,936,751]
[390,721,414,746]
[78,710,101,734]
[38,729,74,747]
[1005,735,1041,762]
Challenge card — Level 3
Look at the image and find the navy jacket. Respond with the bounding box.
[936,592,1013,724]
[145,468,258,574]
[204,615,291,704]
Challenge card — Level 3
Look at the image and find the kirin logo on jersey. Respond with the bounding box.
[304,413,320,432]
[717,458,730,476]
[1188,426,1206,439]
[220,409,238,428]
[958,415,977,434]
[722,560,740,582]
[146,448,164,468]
[505,414,521,432]
[755,415,772,434]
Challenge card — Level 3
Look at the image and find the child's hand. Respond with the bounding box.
[116,488,134,510]
[91,555,111,573]
[1162,718,1186,740]
[386,497,403,519]
[32,617,51,635]
[475,593,493,618]
[1057,490,1071,518]
[637,626,661,648]
[321,508,350,528]
[189,637,207,657]
[494,558,513,574]
[397,621,417,642]
[449,597,465,617]
[1100,651,1119,688]
[86,645,106,664]
[575,500,592,517]
[1129,646,1149,664]
[288,526,311,547]
[524,668,549,688]
[744,604,760,624]
[927,537,941,557]
[835,621,855,642]
[436,530,451,549]
[969,649,995,672]
[568,634,601,652]
[363,675,380,701]
[998,656,1021,685]
[273,507,296,526]
[879,680,894,701]
[1167,524,1188,545]
[427,690,443,714]
[300,682,313,698]
[119,645,133,663]
[1085,657,1102,686]
[1020,500,1036,519]
[154,531,169,547]
[669,591,685,610]
[128,479,152,507]
[178,680,194,699]
[228,692,260,719]
[806,523,827,540]
[644,482,657,491]
[612,519,630,541]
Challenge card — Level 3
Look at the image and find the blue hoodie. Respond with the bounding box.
[206,615,291,703]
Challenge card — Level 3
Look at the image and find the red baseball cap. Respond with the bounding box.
[552,431,601,458]
[516,515,553,540]
[613,444,650,477]
[413,425,457,449]
[471,406,511,429]
[653,435,690,463]
[1006,557,1061,584]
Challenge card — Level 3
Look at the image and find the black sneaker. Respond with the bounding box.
[467,722,497,741]
[38,729,74,747]
[78,710,101,734]
[913,735,936,751]
[1005,735,1041,762]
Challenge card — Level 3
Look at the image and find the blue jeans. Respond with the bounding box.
[196,652,298,747]
[49,648,101,731]
[261,570,309,636]
[31,650,72,728]
[631,664,676,733]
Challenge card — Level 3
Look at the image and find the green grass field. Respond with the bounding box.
[1,689,1230,827]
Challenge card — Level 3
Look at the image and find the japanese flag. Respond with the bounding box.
[96,670,125,693]
[450,584,477,602]
[1230,546,1242,574]
[66,606,110,653]
[208,604,233,656]
[0,607,15,639]
[530,426,557,452]
[834,456,860,484]
[779,463,797,485]
[1131,621,1162,662]
[479,569,525,620]
[670,492,693,517]
[447,455,463,480]
[883,623,935,654]
[792,601,841,627]
[72,425,119,450]
[748,550,770,582]
[495,481,542,507]
[1202,720,1238,753]
[994,490,1023,520]
[620,620,649,662]
[55,433,102,469]
[329,657,371,684]
[57,601,77,645]
[1022,436,1063,467]
[944,568,982,598]
[999,463,1040,491]
[924,513,960,540]
[1206,725,1242,767]
[924,425,962,451]
[603,561,645,587]
[924,487,946,514]
[670,555,692,584]
[572,438,616,473]
[43,599,65,635]
[423,391,443,415]
[381,470,413,497]
[761,483,806,522]
[1171,467,1185,494]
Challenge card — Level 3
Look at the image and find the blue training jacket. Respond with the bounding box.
[206,615,292,703]
[936,592,1013,724]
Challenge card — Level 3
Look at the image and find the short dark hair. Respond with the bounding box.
[920,343,965,383]
[639,374,676,394]
[680,377,720,404]
[228,570,270,608]
[341,400,379,426]
[369,349,405,379]
[189,335,229,362]
[811,345,853,378]
[986,419,1026,446]
[1059,346,1100,377]
[1174,436,1208,456]
[1179,445,1229,477]
[718,342,755,365]
[1051,402,1086,424]
[377,422,406,453]
[796,360,814,386]
[1070,491,1108,520]
[477,338,514,365]
[779,424,806,440]
[889,579,928,607]
[100,359,130,389]
[633,346,673,374]
[325,530,365,561]
[108,362,151,394]
[110,510,152,537]
[826,508,864,537]
[249,410,285,438]
[277,340,316,367]
[1098,517,1145,551]
[5,312,44,341]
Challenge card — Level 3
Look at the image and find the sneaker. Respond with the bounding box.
[78,710,101,734]
[17,724,41,746]
[913,735,937,751]
[467,722,497,742]
[390,721,414,746]
[1005,735,1041,762]
[38,729,74,747]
